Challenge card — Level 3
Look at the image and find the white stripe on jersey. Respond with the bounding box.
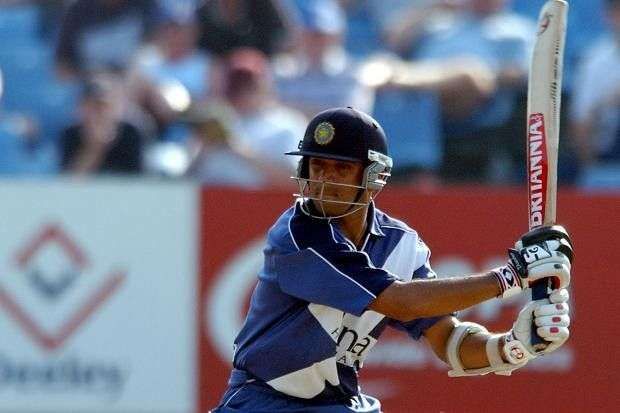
[288,209,301,251]
[307,304,385,376]
[267,356,340,399]
[308,303,345,343]
[382,231,422,281]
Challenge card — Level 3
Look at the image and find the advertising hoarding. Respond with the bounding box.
[199,187,618,412]
[0,180,197,413]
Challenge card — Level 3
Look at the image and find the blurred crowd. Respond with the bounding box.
[0,0,619,189]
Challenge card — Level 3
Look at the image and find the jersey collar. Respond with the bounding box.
[295,198,385,237]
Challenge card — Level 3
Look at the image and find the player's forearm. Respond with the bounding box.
[370,272,501,322]
[458,330,508,369]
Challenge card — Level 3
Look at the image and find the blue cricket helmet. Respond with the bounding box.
[286,107,393,190]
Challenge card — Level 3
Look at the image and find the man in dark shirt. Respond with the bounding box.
[60,75,143,174]
[196,0,288,57]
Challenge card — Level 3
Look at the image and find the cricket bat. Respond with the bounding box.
[526,0,568,349]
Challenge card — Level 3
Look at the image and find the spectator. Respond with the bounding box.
[179,48,305,187]
[132,5,216,100]
[183,101,267,187]
[222,48,307,185]
[274,0,375,117]
[55,0,159,79]
[348,1,494,185]
[60,75,144,175]
[571,0,620,188]
[195,0,288,57]
[128,4,218,136]
[394,0,535,183]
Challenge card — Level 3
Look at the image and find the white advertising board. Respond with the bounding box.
[0,179,197,413]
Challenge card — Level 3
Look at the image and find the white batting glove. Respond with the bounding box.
[494,225,573,299]
[502,288,571,364]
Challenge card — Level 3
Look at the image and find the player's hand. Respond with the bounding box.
[502,288,571,363]
[494,225,573,299]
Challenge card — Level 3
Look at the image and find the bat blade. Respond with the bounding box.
[526,0,568,350]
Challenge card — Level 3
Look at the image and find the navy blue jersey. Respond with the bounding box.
[231,200,443,401]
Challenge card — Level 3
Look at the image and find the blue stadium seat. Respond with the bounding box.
[11,82,79,143]
[344,6,381,57]
[0,47,55,110]
[0,4,41,43]
[372,89,442,171]
[0,46,54,87]
[0,44,78,143]
[578,164,620,190]
[0,116,59,175]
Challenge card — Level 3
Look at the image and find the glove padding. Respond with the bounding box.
[503,288,571,364]
[518,225,574,258]
[494,225,573,299]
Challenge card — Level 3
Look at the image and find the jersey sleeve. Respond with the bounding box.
[389,237,448,340]
[411,238,437,279]
[272,244,397,317]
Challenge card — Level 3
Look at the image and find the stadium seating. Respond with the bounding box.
[0,4,40,44]
[0,45,77,143]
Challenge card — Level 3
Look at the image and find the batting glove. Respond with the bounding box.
[502,288,571,364]
[494,225,573,299]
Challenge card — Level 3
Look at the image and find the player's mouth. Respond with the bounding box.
[309,188,341,200]
[307,183,335,197]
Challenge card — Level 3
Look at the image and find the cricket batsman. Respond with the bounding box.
[211,107,573,412]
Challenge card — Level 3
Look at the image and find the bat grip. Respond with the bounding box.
[531,278,550,350]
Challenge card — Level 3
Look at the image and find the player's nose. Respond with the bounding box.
[317,166,337,181]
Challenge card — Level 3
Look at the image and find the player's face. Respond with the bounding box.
[307,157,365,216]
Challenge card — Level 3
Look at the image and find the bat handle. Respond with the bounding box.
[530,278,550,350]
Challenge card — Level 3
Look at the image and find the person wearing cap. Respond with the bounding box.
[211,107,574,412]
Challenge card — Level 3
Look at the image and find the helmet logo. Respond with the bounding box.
[313,122,335,145]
